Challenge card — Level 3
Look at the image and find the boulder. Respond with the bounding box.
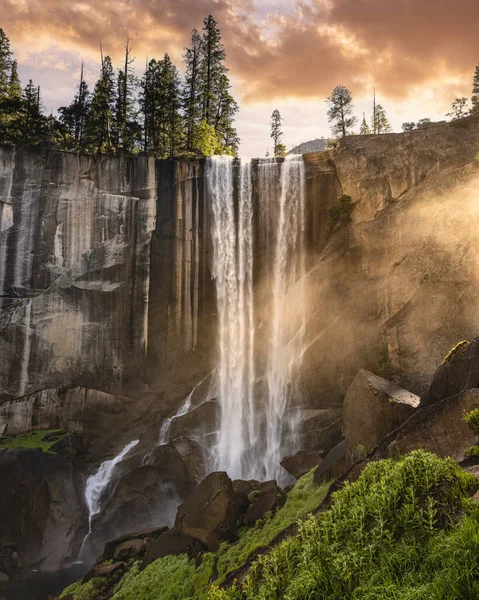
[343,370,419,458]
[113,539,147,560]
[373,388,479,463]
[101,526,168,561]
[144,531,206,565]
[87,562,124,581]
[0,546,19,581]
[243,481,286,527]
[295,408,343,454]
[314,441,348,485]
[174,472,248,551]
[281,450,325,479]
[421,338,479,406]
[88,443,194,561]
[0,446,87,573]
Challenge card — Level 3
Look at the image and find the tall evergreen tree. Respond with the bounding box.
[326,85,357,137]
[372,104,392,134]
[114,39,140,152]
[84,53,115,151]
[20,80,47,145]
[471,62,479,114]
[183,29,203,153]
[271,109,286,157]
[58,61,91,148]
[0,28,13,100]
[359,112,371,135]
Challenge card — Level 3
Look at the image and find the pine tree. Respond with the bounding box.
[2,60,23,143]
[326,86,357,137]
[271,109,286,157]
[84,53,115,152]
[372,104,392,134]
[213,74,239,155]
[0,28,13,100]
[471,62,479,115]
[446,97,469,120]
[402,122,416,132]
[20,80,47,145]
[359,112,371,135]
[114,39,140,152]
[183,29,203,153]
[58,61,91,149]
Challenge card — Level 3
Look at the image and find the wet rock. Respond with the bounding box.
[343,369,419,459]
[0,447,86,572]
[113,539,147,560]
[174,472,248,551]
[281,450,325,479]
[87,562,124,580]
[314,441,348,484]
[101,526,168,561]
[243,481,286,527]
[421,338,479,406]
[295,408,343,455]
[0,546,19,581]
[144,531,206,565]
[0,572,9,583]
[373,388,479,463]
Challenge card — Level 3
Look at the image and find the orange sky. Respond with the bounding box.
[3,0,478,155]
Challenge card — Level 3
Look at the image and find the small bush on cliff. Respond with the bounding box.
[0,429,67,453]
[210,451,479,600]
[327,195,356,236]
[443,340,468,365]
[464,408,479,432]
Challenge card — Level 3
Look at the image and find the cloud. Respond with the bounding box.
[4,0,478,109]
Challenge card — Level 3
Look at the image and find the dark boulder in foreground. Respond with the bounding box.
[144,531,206,565]
[281,450,325,479]
[0,442,86,576]
[421,338,479,406]
[343,369,419,460]
[174,472,248,551]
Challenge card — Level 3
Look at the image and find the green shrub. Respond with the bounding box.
[327,195,356,235]
[0,429,68,453]
[211,451,478,600]
[465,445,479,458]
[464,408,479,432]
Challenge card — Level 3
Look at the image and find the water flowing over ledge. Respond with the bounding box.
[206,155,307,484]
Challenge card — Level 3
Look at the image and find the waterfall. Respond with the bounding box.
[82,439,139,544]
[207,155,306,484]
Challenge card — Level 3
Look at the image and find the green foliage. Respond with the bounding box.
[270,109,286,157]
[193,119,223,156]
[113,554,196,600]
[372,103,393,134]
[327,194,356,235]
[447,97,470,121]
[443,340,468,364]
[59,578,110,600]
[359,113,371,135]
[402,121,416,132]
[326,85,357,138]
[465,445,479,458]
[356,442,370,458]
[464,408,479,432]
[0,429,67,453]
[212,451,478,600]
[376,355,391,378]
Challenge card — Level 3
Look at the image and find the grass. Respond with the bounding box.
[210,450,479,600]
[464,408,479,432]
[0,429,67,453]
[327,194,356,235]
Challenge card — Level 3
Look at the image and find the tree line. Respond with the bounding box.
[0,17,239,158]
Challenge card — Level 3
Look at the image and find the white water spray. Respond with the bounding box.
[83,440,139,540]
[207,156,306,483]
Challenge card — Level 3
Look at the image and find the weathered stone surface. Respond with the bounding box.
[144,531,205,565]
[373,388,479,463]
[421,338,479,406]
[0,546,19,581]
[113,539,147,560]
[314,441,348,485]
[174,472,248,551]
[281,450,325,479]
[343,369,419,457]
[0,446,86,572]
[294,408,343,454]
[87,443,195,560]
[101,526,168,561]
[89,562,124,580]
[243,481,286,527]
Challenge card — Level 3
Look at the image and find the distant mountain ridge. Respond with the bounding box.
[288,138,329,155]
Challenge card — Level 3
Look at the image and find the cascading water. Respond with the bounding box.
[207,155,306,484]
[81,439,139,554]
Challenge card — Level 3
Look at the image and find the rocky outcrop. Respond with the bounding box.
[343,369,419,458]
[421,338,479,406]
[280,450,325,479]
[174,472,248,551]
[0,443,86,574]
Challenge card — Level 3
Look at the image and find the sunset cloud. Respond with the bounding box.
[3,0,478,154]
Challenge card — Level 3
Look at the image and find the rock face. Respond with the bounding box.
[0,445,86,573]
[174,472,248,551]
[421,338,479,406]
[280,450,325,479]
[343,369,419,457]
